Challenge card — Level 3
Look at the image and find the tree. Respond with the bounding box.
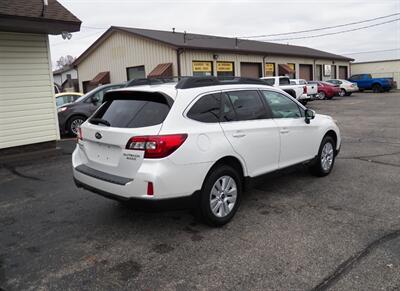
[56,55,75,69]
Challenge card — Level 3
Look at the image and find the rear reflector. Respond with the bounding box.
[126,134,188,158]
[303,86,307,94]
[147,182,154,196]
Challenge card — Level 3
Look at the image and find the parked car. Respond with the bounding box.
[326,79,358,96]
[55,92,83,107]
[308,81,341,99]
[290,79,318,99]
[261,76,310,104]
[58,83,125,136]
[348,74,395,93]
[72,77,341,226]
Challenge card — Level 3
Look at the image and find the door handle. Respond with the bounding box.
[232,131,246,138]
[280,128,289,134]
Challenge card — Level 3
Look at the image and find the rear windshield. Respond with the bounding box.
[90,92,171,128]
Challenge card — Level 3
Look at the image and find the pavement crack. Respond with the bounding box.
[310,228,400,291]
[0,164,42,181]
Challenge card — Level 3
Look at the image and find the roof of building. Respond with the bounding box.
[53,65,75,75]
[0,0,81,34]
[73,26,353,66]
[353,58,400,64]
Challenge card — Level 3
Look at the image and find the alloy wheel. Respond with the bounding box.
[321,142,334,172]
[209,175,237,218]
[70,118,84,135]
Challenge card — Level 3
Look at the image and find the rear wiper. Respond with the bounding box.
[90,118,110,126]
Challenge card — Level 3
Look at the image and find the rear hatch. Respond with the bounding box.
[78,90,173,179]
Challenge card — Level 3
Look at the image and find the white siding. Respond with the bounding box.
[0,32,59,149]
[351,60,400,89]
[77,32,177,91]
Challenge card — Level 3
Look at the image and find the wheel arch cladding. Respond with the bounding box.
[209,156,246,179]
[324,130,337,148]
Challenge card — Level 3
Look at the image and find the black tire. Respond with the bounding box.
[372,84,383,93]
[309,136,336,177]
[339,89,346,97]
[318,91,326,100]
[67,115,86,136]
[198,165,242,227]
[345,92,352,96]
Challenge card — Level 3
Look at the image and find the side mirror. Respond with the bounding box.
[91,95,100,103]
[305,109,315,124]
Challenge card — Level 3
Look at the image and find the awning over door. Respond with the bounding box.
[278,64,295,75]
[148,63,173,78]
[89,71,110,85]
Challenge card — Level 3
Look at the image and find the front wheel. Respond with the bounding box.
[318,91,326,100]
[198,165,242,226]
[310,136,336,177]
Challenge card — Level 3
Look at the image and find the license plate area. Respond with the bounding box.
[85,141,121,166]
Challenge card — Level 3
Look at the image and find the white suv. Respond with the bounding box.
[73,77,341,226]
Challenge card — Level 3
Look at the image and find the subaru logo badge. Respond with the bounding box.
[95,132,102,139]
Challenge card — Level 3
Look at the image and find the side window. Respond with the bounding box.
[225,90,267,121]
[299,80,306,85]
[290,81,296,85]
[261,91,303,119]
[187,93,222,123]
[279,78,290,85]
[263,78,275,86]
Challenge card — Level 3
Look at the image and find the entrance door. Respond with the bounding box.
[339,66,348,79]
[240,63,262,78]
[299,64,313,81]
[315,65,322,81]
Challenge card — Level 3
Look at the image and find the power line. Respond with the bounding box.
[51,31,104,46]
[260,18,400,41]
[242,12,400,38]
[342,48,400,55]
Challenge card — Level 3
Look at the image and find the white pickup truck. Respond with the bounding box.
[261,76,310,104]
[290,79,318,99]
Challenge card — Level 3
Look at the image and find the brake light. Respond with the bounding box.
[303,86,307,94]
[126,134,188,158]
[77,127,83,141]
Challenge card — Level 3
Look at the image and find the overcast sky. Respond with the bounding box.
[49,0,400,69]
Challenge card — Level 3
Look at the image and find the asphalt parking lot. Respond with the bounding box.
[1,91,400,291]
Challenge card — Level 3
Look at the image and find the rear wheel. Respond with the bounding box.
[310,136,336,177]
[339,89,346,97]
[67,115,86,136]
[198,165,242,226]
[318,91,326,100]
[372,84,383,93]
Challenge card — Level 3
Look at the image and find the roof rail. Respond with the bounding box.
[175,76,268,89]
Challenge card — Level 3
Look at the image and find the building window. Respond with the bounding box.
[265,63,275,77]
[126,65,145,81]
[192,61,213,76]
[287,63,296,79]
[216,62,234,77]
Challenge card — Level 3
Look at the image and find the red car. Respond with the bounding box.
[309,81,341,99]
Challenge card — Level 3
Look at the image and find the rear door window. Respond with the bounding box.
[187,93,221,123]
[225,90,268,121]
[91,94,170,128]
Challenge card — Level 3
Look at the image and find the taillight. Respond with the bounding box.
[77,127,83,141]
[303,86,307,94]
[126,134,188,158]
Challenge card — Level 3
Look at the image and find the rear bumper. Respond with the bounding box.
[74,178,198,209]
[72,145,212,200]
